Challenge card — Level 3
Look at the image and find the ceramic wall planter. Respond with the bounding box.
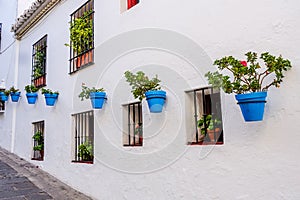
[26,93,38,104]
[235,91,267,122]
[44,93,59,106]
[89,92,106,109]
[0,92,8,102]
[10,92,21,102]
[145,90,166,113]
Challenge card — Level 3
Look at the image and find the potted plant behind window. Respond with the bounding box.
[78,83,106,109]
[25,85,39,104]
[9,86,21,102]
[205,52,292,121]
[0,89,10,102]
[197,114,222,142]
[32,131,44,160]
[65,10,93,68]
[41,88,59,106]
[78,141,93,162]
[33,50,45,86]
[124,70,166,113]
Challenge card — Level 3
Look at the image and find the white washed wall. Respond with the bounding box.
[1,0,300,199]
[0,0,18,151]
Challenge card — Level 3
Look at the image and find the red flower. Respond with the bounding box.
[240,61,247,67]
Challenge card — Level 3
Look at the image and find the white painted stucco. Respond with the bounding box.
[1,0,300,199]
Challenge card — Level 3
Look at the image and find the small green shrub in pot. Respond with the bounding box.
[124,70,166,113]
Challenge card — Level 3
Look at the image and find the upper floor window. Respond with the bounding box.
[32,35,47,88]
[68,0,94,74]
[0,100,5,112]
[120,0,140,13]
[187,87,224,145]
[0,23,2,51]
[72,110,94,163]
[127,0,139,9]
[123,102,143,147]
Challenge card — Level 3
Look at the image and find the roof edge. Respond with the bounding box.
[11,0,61,40]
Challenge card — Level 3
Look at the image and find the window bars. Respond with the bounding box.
[0,23,2,51]
[72,110,94,163]
[32,35,47,88]
[127,0,139,9]
[32,121,45,160]
[69,0,94,74]
[189,87,224,145]
[0,100,4,112]
[124,102,143,147]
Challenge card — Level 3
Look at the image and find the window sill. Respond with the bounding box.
[188,141,224,146]
[31,158,44,161]
[72,160,93,164]
[69,62,95,75]
[123,144,143,147]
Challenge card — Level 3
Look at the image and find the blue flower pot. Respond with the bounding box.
[90,92,106,109]
[0,92,8,102]
[145,90,166,113]
[10,92,21,102]
[26,93,38,104]
[235,92,267,122]
[44,93,58,106]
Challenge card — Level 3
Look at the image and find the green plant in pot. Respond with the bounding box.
[32,131,44,159]
[65,10,93,68]
[9,86,21,102]
[41,88,59,106]
[78,83,106,109]
[197,114,222,142]
[124,70,166,113]
[78,141,93,161]
[33,50,45,86]
[0,89,10,101]
[33,51,45,78]
[205,52,292,122]
[25,85,39,104]
[134,123,143,144]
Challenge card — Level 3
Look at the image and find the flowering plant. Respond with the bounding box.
[205,52,292,94]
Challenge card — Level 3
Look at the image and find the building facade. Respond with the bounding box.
[1,0,300,199]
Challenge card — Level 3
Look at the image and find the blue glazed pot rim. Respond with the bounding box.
[44,93,59,97]
[10,92,21,95]
[145,90,166,96]
[26,92,38,96]
[235,91,267,101]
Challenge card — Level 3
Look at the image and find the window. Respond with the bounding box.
[0,23,2,51]
[32,121,45,161]
[127,0,139,9]
[123,102,143,147]
[72,110,94,163]
[188,87,224,145]
[120,0,140,13]
[0,100,5,112]
[32,35,47,88]
[69,0,94,74]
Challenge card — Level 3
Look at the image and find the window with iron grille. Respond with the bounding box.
[32,121,45,161]
[0,100,5,112]
[72,110,94,163]
[188,87,224,145]
[123,102,143,147]
[32,35,47,88]
[127,0,139,9]
[121,0,140,12]
[68,0,94,74]
[0,23,2,51]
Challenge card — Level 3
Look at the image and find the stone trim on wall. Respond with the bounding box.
[11,0,61,40]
